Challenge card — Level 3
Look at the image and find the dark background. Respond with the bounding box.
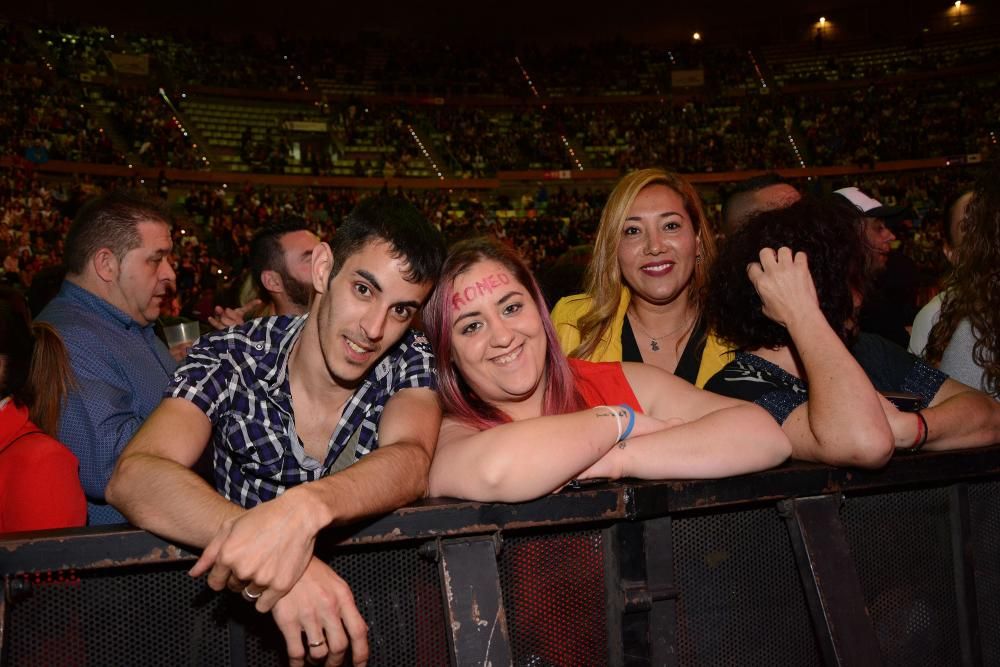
[6,0,997,45]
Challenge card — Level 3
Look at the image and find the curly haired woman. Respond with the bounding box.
[703,196,1000,468]
[924,167,1000,400]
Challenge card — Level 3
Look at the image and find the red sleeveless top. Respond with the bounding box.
[568,358,643,413]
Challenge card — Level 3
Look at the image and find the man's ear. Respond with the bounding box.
[260,269,284,294]
[311,242,334,294]
[92,248,118,283]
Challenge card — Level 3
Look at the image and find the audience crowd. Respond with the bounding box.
[792,78,1000,167]
[0,73,122,166]
[1,162,983,326]
[769,32,1000,85]
[561,99,793,173]
[4,20,999,179]
[109,92,204,170]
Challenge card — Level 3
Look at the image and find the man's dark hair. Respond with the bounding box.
[249,217,313,300]
[706,195,868,351]
[721,172,792,226]
[63,191,169,275]
[330,194,445,285]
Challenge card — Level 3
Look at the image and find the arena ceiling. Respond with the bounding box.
[11,0,997,45]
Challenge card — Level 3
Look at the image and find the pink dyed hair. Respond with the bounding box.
[423,238,584,430]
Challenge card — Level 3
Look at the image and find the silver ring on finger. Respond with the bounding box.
[308,639,326,648]
[242,586,263,602]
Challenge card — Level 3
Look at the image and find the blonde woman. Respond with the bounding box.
[551,168,730,386]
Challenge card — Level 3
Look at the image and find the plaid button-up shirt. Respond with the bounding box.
[166,315,437,508]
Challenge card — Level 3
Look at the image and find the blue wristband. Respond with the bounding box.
[618,404,636,441]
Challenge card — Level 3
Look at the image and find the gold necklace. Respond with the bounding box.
[628,314,692,352]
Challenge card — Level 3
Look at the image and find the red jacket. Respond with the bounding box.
[0,400,86,533]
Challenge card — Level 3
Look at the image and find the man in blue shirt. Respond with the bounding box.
[37,192,177,525]
[108,194,445,667]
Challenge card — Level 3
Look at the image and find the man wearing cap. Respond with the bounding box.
[833,186,900,271]
[834,186,917,347]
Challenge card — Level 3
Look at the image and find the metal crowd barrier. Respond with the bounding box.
[3,444,1000,666]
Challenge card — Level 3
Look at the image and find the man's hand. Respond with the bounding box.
[207,299,262,330]
[168,341,193,362]
[746,247,821,330]
[189,484,325,612]
[271,558,369,667]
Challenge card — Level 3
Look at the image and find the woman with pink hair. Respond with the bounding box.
[422,238,790,502]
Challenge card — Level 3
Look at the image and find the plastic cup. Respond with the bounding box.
[163,321,201,348]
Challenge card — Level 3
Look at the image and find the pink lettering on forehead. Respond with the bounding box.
[450,272,514,310]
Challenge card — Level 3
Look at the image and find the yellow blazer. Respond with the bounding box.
[550,288,732,388]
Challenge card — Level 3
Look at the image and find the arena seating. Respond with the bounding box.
[765,28,1000,86]
[4,19,998,175]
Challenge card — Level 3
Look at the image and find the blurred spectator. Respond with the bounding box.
[36,192,178,524]
[835,186,916,347]
[721,173,801,236]
[0,292,86,533]
[910,191,971,356]
[924,166,1000,399]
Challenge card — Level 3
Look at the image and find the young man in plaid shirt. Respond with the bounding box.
[109,194,445,667]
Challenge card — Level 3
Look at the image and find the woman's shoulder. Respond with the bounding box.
[3,427,79,467]
[550,293,594,324]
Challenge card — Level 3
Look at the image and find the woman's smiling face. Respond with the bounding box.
[617,184,700,307]
[448,259,549,415]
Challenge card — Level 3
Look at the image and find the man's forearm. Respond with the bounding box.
[108,452,244,547]
[294,441,432,532]
[924,390,1000,451]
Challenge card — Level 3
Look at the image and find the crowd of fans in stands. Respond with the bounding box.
[0,162,981,328]
[428,107,572,175]
[769,32,1000,85]
[793,78,1000,167]
[0,73,122,165]
[561,98,794,172]
[4,19,999,177]
[109,92,205,170]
